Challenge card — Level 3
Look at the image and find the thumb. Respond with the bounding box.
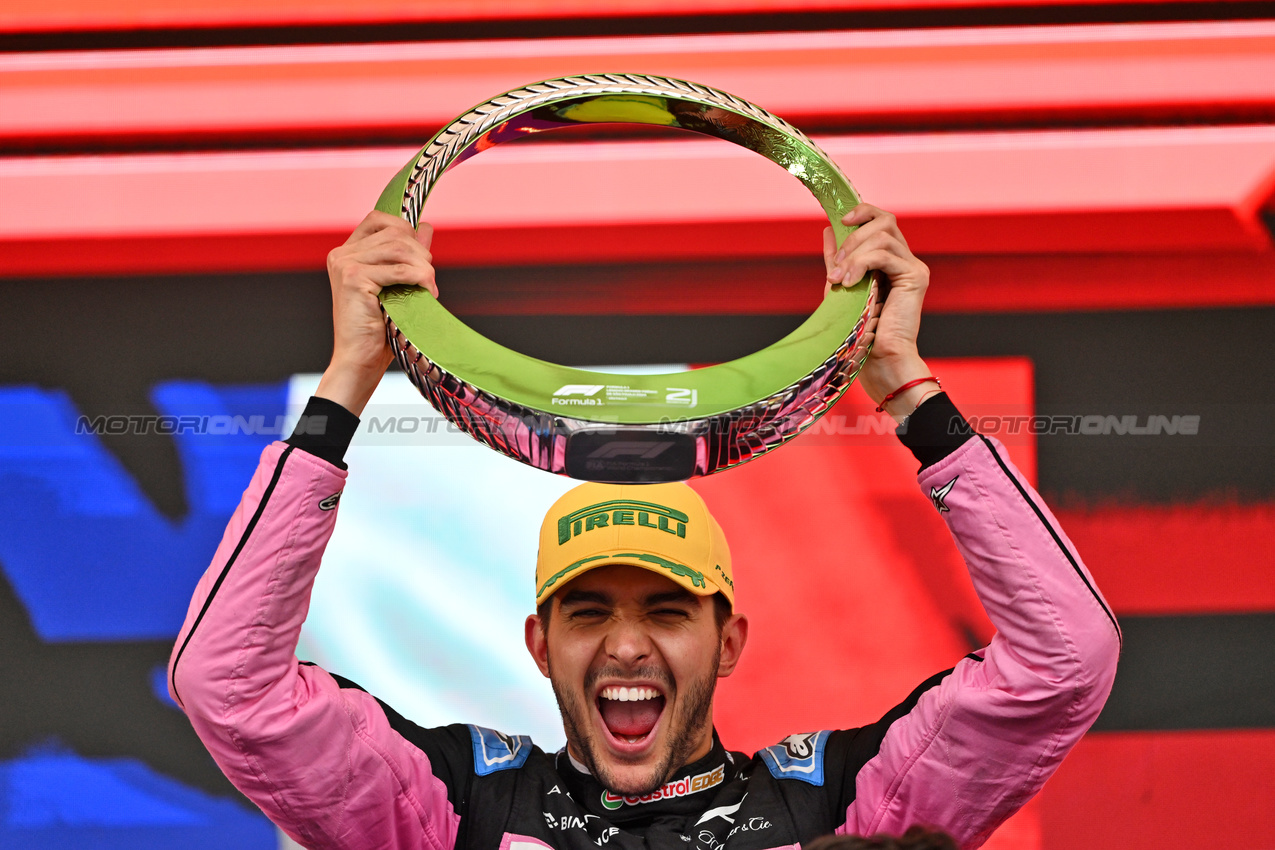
[416,221,434,250]
[822,226,837,279]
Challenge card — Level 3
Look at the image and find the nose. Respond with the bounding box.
[603,615,652,667]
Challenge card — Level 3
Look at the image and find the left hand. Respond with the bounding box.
[823,204,937,421]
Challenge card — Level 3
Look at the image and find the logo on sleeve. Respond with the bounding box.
[469,725,532,776]
[758,731,830,786]
[929,475,958,513]
[318,492,342,511]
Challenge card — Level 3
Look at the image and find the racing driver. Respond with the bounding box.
[169,205,1120,849]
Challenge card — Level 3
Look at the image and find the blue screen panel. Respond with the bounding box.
[0,382,288,641]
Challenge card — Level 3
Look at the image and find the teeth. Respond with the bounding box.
[600,686,659,702]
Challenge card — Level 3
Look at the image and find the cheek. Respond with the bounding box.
[654,631,717,680]
[548,634,604,680]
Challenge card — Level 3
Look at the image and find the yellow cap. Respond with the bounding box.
[535,481,734,611]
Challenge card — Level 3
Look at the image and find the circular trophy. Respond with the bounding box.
[377,73,880,483]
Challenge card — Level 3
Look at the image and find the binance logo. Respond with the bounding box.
[558,500,688,545]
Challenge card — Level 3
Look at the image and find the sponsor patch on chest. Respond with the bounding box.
[600,762,725,810]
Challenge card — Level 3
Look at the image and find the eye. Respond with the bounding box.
[652,607,692,619]
[566,607,608,620]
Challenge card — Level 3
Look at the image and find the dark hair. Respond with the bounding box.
[537,592,732,635]
[803,827,959,850]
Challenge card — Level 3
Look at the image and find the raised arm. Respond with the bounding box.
[167,213,462,850]
[823,207,1120,847]
[842,401,1120,847]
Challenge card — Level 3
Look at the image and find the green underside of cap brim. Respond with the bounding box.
[536,551,726,604]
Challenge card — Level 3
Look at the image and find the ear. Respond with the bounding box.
[525,614,551,678]
[715,613,749,678]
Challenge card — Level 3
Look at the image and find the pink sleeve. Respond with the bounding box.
[842,436,1120,849]
[168,443,461,850]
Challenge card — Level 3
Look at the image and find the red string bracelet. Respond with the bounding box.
[876,377,940,412]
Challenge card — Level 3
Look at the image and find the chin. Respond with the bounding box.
[588,731,677,796]
[550,660,718,796]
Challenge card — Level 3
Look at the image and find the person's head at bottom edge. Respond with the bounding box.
[525,480,747,797]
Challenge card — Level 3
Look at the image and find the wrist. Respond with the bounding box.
[859,350,936,423]
[880,378,941,424]
[315,357,388,417]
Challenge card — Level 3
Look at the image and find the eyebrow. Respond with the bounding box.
[557,589,613,607]
[643,589,699,608]
[555,588,698,608]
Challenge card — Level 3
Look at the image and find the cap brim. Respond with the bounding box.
[536,550,719,605]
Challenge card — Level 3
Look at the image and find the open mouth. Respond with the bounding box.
[597,685,667,747]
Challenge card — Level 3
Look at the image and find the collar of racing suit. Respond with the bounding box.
[554,730,744,826]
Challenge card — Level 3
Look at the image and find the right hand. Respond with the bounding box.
[822,204,936,422]
[315,211,437,415]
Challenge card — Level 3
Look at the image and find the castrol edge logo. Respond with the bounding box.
[600,763,725,810]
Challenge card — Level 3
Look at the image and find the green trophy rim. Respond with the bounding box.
[377,74,870,426]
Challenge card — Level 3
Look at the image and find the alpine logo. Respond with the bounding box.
[758,730,830,786]
[930,475,958,513]
[318,492,342,511]
[468,725,532,776]
[600,763,724,810]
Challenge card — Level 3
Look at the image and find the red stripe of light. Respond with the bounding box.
[5,23,1275,146]
[1057,502,1275,616]
[1040,730,1275,850]
[435,252,1275,316]
[2,127,1273,277]
[0,0,1242,34]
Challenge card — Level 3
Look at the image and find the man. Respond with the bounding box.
[169,205,1120,849]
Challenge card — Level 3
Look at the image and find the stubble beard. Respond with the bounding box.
[549,644,720,797]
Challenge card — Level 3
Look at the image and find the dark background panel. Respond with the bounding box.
[919,308,1275,504]
[0,565,246,803]
[2,270,1272,508]
[1093,613,1275,731]
[8,2,1275,51]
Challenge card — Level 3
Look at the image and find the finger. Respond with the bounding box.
[840,204,909,251]
[831,216,897,276]
[841,247,926,288]
[344,233,433,268]
[829,206,906,280]
[838,230,915,284]
[416,221,434,250]
[343,210,415,246]
[362,262,438,298]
